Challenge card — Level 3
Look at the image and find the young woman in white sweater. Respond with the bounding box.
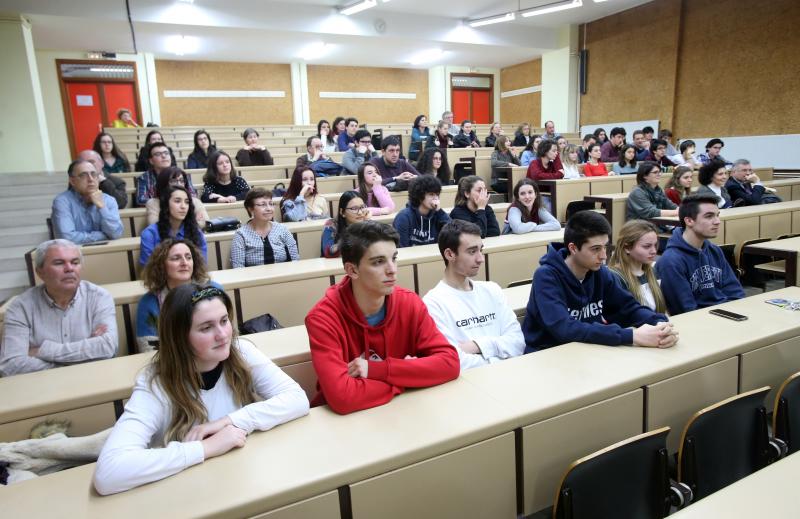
[94,284,309,495]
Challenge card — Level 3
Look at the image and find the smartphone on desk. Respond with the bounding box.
[709,309,748,321]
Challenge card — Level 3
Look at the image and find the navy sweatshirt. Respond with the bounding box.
[393,203,451,247]
[655,228,744,315]
[449,205,500,238]
[522,245,668,352]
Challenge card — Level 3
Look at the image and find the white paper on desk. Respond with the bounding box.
[76,95,94,106]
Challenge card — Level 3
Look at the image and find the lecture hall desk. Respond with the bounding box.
[3,288,800,518]
[743,235,800,286]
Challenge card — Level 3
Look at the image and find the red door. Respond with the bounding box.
[102,83,139,127]
[66,83,104,153]
[451,89,492,124]
[470,91,491,124]
[452,90,471,124]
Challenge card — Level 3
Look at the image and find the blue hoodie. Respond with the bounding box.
[392,202,451,247]
[522,244,667,352]
[656,228,744,315]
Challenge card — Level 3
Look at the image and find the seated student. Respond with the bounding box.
[297,135,343,177]
[520,135,542,167]
[424,220,525,370]
[521,210,677,352]
[330,116,346,151]
[201,151,251,204]
[543,120,560,140]
[697,138,731,166]
[513,122,532,147]
[136,239,219,352]
[527,139,565,181]
[645,138,675,170]
[146,166,208,228]
[696,159,732,208]
[140,186,207,266]
[93,132,130,174]
[393,175,451,247]
[483,122,503,149]
[632,130,650,161]
[670,139,701,169]
[642,126,655,145]
[453,120,481,148]
[52,159,124,244]
[626,161,679,221]
[136,142,174,206]
[593,127,608,146]
[280,165,329,222]
[134,131,176,173]
[321,191,371,258]
[490,135,520,193]
[561,144,582,179]
[342,130,379,175]
[94,284,309,495]
[231,188,299,268]
[608,220,668,313]
[358,162,395,216]
[79,149,128,210]
[235,128,274,167]
[657,195,744,315]
[577,134,596,163]
[450,176,500,238]
[112,108,139,128]
[612,144,638,175]
[505,179,560,234]
[0,239,117,376]
[600,126,626,163]
[556,136,568,156]
[186,129,217,170]
[665,165,694,205]
[409,114,430,161]
[425,120,454,150]
[583,143,609,176]
[337,117,360,152]
[416,146,452,185]
[369,135,419,190]
[726,159,781,206]
[317,119,337,153]
[305,221,459,414]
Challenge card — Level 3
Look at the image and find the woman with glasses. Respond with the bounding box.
[146,167,208,228]
[231,188,299,267]
[321,191,371,258]
[626,161,679,221]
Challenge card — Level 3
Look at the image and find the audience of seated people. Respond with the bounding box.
[697,138,731,166]
[442,111,459,138]
[560,144,581,179]
[337,117,360,152]
[593,127,608,146]
[136,141,174,206]
[357,163,395,216]
[520,134,542,167]
[134,130,176,173]
[201,151,251,204]
[92,132,131,174]
[696,159,733,208]
[504,179,560,234]
[612,144,638,175]
[726,158,781,206]
[577,133,596,163]
[626,161,679,221]
[424,220,525,370]
[543,120,560,141]
[393,175,450,247]
[186,129,217,170]
[342,129,378,175]
[231,188,299,268]
[646,138,675,170]
[489,135,520,193]
[453,120,481,148]
[112,108,139,128]
[321,191,371,258]
[280,165,329,222]
[632,130,650,161]
[409,114,430,161]
[317,119,337,153]
[235,128,274,167]
[484,122,503,149]
[369,135,419,190]
[415,146,451,185]
[659,128,679,157]
[527,139,565,181]
[513,122,532,147]
[671,139,701,169]
[426,120,453,150]
[330,117,346,151]
[52,159,124,244]
[450,175,500,238]
[297,135,343,177]
[600,126,626,163]
[608,220,669,313]
[0,239,117,376]
[583,143,608,176]
[665,165,695,205]
[140,185,208,266]
[78,148,128,210]
[146,166,207,228]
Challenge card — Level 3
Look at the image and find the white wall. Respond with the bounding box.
[686,135,800,169]
[428,65,501,123]
[540,25,579,133]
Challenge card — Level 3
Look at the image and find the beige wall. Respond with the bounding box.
[500,59,542,128]
[155,60,294,126]
[307,65,429,125]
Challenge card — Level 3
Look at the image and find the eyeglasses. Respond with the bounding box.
[73,171,100,180]
[345,205,369,213]
[151,151,170,158]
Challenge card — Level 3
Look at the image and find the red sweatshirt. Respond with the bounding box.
[305,276,460,414]
[526,156,564,181]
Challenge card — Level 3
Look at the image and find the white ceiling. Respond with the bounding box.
[1,0,653,68]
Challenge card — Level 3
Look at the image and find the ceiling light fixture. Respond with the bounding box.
[521,0,583,17]
[468,12,516,28]
[592,0,608,2]
[339,0,377,16]
[166,35,199,56]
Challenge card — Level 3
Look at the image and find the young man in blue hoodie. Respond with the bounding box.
[393,175,451,247]
[656,195,745,314]
[522,210,677,352]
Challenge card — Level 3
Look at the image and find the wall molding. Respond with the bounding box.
[319,91,416,100]
[500,85,542,98]
[163,90,286,98]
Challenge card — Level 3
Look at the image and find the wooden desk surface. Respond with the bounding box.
[652,199,800,227]
[744,236,800,253]
[669,452,800,518]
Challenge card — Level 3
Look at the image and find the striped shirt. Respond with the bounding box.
[230,221,300,268]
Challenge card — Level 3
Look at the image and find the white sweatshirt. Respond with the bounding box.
[423,280,525,370]
[93,339,309,495]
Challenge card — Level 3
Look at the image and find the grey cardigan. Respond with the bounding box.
[626,183,677,220]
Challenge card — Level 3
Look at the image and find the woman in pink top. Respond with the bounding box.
[526,139,564,181]
[357,163,395,216]
[583,143,609,176]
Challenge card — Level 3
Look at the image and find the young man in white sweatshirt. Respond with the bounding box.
[423,220,525,370]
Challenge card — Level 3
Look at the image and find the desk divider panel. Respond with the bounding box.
[645,357,739,453]
[250,491,340,519]
[488,245,548,289]
[0,402,117,443]
[588,178,623,195]
[279,362,318,403]
[237,276,333,328]
[760,213,792,240]
[739,336,800,410]
[723,218,760,255]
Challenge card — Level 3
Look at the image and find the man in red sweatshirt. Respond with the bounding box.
[305,220,460,414]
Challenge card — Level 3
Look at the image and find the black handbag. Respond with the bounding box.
[205,217,240,233]
[240,313,283,335]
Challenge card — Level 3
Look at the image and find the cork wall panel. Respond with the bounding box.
[673,0,800,137]
[500,59,542,92]
[307,66,429,124]
[500,93,541,127]
[579,0,681,127]
[155,60,294,126]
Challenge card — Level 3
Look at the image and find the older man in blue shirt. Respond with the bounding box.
[51,159,124,244]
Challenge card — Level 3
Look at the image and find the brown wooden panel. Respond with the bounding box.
[500,58,542,125]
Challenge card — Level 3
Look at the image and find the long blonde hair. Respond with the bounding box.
[608,220,667,313]
[152,283,258,443]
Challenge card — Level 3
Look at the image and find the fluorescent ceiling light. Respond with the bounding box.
[165,35,199,56]
[339,0,377,15]
[178,0,194,3]
[521,0,582,17]
[593,0,608,2]
[408,48,445,65]
[469,12,515,28]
